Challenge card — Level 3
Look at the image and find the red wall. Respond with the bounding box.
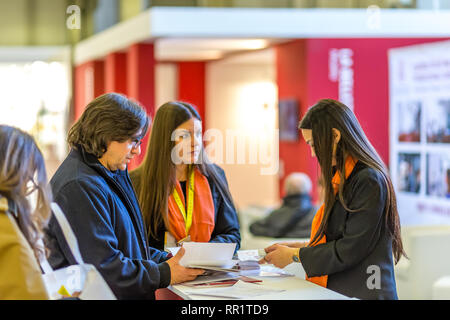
[276,40,319,199]
[306,38,447,166]
[74,60,105,122]
[105,52,128,95]
[276,38,449,200]
[126,43,155,169]
[177,62,206,128]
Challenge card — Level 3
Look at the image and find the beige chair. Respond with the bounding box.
[395,225,450,299]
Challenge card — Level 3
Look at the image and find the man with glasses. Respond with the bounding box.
[45,93,203,300]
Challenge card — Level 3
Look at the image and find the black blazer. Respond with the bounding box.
[299,161,398,300]
[130,164,241,252]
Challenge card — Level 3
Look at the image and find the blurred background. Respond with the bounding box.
[1,0,449,299]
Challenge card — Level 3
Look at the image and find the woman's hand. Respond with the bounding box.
[258,244,300,269]
[264,241,308,252]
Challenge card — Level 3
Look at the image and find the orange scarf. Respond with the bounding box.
[306,155,357,288]
[167,168,215,243]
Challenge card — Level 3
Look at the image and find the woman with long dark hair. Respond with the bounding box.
[0,125,52,299]
[260,99,406,300]
[130,101,240,251]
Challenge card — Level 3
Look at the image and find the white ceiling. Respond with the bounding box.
[0,38,281,64]
[73,7,450,65]
[154,38,287,61]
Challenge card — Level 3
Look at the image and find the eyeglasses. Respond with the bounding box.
[130,138,143,149]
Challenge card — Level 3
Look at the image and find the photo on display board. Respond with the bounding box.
[426,99,450,144]
[426,153,450,199]
[397,153,421,194]
[279,99,299,142]
[397,101,421,143]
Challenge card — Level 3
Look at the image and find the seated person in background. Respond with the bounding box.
[0,125,52,299]
[45,93,203,300]
[249,172,314,238]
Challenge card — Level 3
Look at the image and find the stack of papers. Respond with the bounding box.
[182,273,262,288]
[167,243,294,278]
[167,242,238,271]
[181,272,240,288]
[185,280,285,299]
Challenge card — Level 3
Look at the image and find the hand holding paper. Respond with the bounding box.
[175,242,237,268]
[166,246,206,284]
[258,244,299,268]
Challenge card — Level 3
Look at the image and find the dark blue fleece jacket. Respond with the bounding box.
[44,147,171,300]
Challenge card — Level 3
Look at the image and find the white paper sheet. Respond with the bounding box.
[169,242,237,267]
[236,249,266,261]
[257,265,294,277]
[185,280,285,299]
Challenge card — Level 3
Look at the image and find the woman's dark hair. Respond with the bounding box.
[299,99,406,264]
[0,125,52,261]
[133,101,235,240]
[68,93,149,157]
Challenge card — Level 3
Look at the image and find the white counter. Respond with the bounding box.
[169,263,353,300]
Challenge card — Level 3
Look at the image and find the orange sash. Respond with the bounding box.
[167,168,215,243]
[306,155,357,288]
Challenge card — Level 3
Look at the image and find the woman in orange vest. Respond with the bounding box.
[131,101,240,251]
[259,99,406,300]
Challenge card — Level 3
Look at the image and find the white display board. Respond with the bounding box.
[389,40,450,225]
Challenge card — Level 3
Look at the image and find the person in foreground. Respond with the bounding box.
[259,99,406,300]
[45,93,203,300]
[130,101,240,251]
[0,125,51,299]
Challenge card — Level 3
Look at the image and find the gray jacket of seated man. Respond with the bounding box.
[249,173,316,239]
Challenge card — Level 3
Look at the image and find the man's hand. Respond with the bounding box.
[166,247,205,285]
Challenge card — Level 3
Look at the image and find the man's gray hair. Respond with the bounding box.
[284,172,312,196]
